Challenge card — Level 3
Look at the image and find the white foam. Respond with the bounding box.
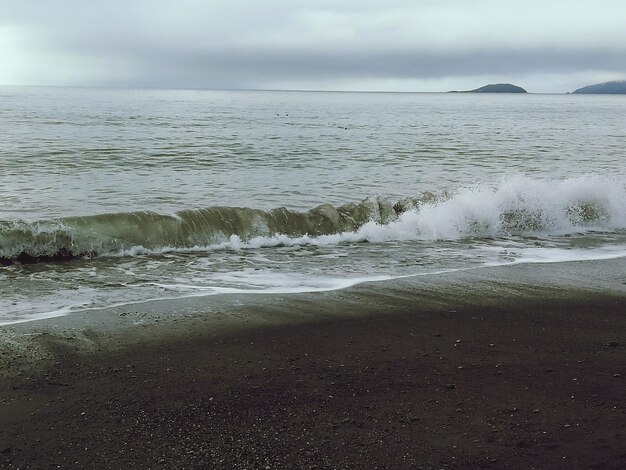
[0,304,81,327]
[0,272,396,327]
[412,174,626,239]
[510,246,626,265]
[150,272,394,295]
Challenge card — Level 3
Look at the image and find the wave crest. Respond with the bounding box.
[1,175,624,264]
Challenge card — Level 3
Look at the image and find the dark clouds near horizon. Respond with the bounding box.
[1,0,625,92]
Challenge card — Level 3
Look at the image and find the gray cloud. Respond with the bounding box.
[1,0,625,91]
[131,46,626,83]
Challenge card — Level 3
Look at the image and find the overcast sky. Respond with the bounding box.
[1,0,624,92]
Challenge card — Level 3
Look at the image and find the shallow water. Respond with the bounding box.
[1,88,625,324]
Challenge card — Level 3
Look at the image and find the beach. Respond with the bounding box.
[2,6,625,468]
[1,259,624,469]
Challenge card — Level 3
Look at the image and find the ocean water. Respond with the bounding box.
[1,87,625,324]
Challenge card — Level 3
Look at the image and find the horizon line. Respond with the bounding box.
[0,83,591,95]
[2,79,624,95]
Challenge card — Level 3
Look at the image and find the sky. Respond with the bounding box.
[1,0,625,93]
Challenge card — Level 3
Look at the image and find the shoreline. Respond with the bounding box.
[1,259,625,468]
[2,255,625,334]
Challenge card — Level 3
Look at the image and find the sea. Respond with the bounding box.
[1,87,625,325]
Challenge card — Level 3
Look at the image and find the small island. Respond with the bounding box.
[449,83,527,93]
[572,80,626,94]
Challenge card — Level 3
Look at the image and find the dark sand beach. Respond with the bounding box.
[1,260,625,469]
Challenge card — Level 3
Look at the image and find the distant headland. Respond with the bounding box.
[448,83,527,94]
[572,80,626,94]
[445,80,626,94]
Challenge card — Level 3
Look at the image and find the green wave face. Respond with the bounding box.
[1,177,624,265]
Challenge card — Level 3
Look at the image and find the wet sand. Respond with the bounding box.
[1,260,625,469]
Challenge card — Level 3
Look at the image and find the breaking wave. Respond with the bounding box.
[1,175,625,264]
